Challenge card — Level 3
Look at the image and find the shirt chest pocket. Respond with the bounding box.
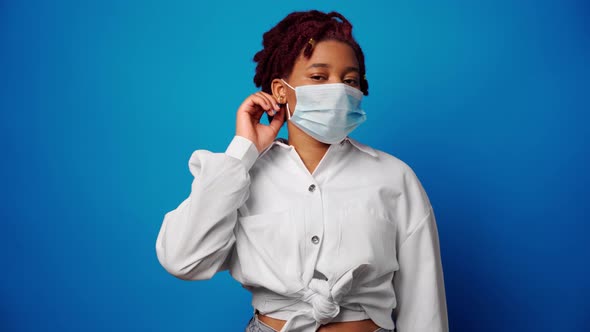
[235,209,305,289]
[337,204,398,273]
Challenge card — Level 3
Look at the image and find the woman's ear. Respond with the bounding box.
[271,78,287,104]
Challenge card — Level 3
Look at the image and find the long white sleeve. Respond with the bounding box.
[155,136,259,280]
[393,207,449,331]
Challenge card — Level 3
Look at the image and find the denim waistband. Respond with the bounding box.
[245,312,394,332]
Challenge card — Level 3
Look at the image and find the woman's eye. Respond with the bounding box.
[344,78,359,86]
[310,75,326,81]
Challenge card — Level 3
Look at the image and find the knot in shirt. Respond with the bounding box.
[300,278,340,324]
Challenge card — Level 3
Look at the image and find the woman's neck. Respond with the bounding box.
[287,123,330,174]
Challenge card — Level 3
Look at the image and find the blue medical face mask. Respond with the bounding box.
[282,79,367,144]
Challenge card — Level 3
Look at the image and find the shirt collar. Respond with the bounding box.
[259,137,378,158]
[342,137,379,158]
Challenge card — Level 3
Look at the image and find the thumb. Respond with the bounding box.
[268,107,286,134]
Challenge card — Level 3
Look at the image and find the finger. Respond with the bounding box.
[256,92,280,113]
[244,95,272,120]
[253,94,280,118]
[253,93,272,110]
[253,92,274,111]
[268,107,286,134]
[258,91,281,110]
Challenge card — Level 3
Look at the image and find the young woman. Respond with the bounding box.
[156,10,448,332]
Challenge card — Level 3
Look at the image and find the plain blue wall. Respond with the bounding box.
[1,0,588,331]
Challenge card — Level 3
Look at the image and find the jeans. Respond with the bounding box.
[245,313,394,332]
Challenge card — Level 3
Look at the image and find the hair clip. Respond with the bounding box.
[308,38,316,47]
[363,74,367,80]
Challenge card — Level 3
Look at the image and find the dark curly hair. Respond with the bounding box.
[253,10,369,96]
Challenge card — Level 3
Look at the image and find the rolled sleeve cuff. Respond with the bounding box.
[225,136,259,171]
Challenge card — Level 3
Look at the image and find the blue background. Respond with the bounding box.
[1,0,588,331]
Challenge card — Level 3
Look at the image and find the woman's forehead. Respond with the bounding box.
[296,40,359,70]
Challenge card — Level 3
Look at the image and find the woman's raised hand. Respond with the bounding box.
[236,91,285,152]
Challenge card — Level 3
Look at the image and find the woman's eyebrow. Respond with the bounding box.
[306,64,360,73]
[306,63,331,69]
[345,66,360,73]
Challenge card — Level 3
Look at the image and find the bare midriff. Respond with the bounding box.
[256,312,381,332]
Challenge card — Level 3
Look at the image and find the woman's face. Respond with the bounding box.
[272,39,361,117]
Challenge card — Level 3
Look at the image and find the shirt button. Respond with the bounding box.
[308,184,316,192]
[311,235,320,244]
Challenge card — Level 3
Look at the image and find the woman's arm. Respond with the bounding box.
[155,91,283,281]
[155,136,258,280]
[393,207,448,331]
[392,166,449,331]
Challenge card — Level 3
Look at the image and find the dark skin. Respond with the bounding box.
[235,40,381,331]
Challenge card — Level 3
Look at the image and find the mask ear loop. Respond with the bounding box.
[286,103,292,120]
[281,79,295,121]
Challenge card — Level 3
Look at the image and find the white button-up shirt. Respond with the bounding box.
[156,135,448,332]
